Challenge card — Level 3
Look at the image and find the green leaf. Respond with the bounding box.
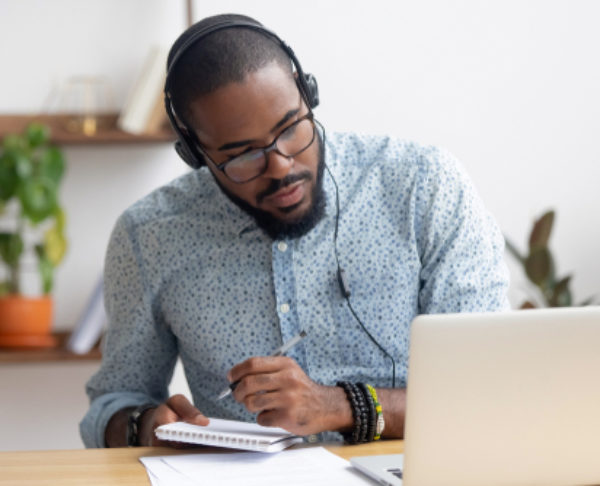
[44,223,67,266]
[525,247,553,286]
[0,232,24,265]
[17,176,57,224]
[529,210,554,250]
[53,206,66,232]
[0,153,19,201]
[25,123,50,148]
[37,251,54,294]
[15,152,33,179]
[549,276,572,307]
[39,146,65,184]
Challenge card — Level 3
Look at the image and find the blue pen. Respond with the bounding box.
[217,330,307,400]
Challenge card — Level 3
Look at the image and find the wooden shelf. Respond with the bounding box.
[0,113,175,145]
[0,331,102,363]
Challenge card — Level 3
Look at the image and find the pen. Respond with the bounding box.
[217,330,307,400]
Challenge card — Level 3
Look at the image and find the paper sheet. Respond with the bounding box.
[140,447,375,485]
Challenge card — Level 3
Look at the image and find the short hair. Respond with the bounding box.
[167,14,293,124]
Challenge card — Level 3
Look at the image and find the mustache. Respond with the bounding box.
[256,171,313,204]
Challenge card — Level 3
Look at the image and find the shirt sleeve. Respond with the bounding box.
[415,147,510,313]
[80,212,178,448]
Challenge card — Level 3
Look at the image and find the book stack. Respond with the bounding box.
[117,46,169,135]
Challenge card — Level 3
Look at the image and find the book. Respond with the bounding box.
[66,275,107,354]
[117,46,169,134]
[154,418,303,453]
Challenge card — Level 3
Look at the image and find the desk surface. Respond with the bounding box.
[0,440,403,485]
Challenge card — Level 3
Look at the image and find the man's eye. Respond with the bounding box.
[227,149,262,164]
[280,123,298,140]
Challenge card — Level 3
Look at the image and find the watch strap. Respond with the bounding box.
[126,404,155,447]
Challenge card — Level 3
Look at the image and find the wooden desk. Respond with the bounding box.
[0,440,403,485]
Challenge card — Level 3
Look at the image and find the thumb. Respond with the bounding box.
[166,394,209,426]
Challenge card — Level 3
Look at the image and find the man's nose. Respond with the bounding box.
[262,150,294,180]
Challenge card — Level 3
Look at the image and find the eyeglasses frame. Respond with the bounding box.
[193,112,317,184]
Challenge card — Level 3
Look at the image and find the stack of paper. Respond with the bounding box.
[140,447,373,486]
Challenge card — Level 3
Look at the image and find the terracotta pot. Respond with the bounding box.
[0,295,56,348]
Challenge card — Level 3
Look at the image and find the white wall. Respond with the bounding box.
[2,0,598,325]
[1,0,598,449]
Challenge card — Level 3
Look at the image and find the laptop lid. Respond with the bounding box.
[402,306,600,486]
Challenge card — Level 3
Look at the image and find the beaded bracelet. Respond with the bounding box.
[366,383,385,440]
[357,382,376,443]
[337,381,367,444]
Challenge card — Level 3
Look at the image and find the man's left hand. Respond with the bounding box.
[228,356,352,435]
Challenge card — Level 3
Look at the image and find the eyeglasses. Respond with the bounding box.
[196,113,317,183]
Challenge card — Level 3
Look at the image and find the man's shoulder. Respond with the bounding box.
[121,169,216,226]
[326,130,458,178]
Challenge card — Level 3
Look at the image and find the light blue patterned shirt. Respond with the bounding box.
[81,131,509,447]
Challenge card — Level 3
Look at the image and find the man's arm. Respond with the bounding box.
[80,214,179,448]
[228,356,406,438]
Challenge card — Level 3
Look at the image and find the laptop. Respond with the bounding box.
[351,306,600,486]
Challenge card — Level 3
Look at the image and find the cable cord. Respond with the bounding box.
[322,137,396,388]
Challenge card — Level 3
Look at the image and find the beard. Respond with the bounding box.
[213,137,326,240]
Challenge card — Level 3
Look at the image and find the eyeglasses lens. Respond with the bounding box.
[224,118,315,183]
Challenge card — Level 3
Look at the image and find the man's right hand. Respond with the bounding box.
[105,394,209,447]
[139,394,209,447]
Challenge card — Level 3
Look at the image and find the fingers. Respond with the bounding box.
[228,356,295,383]
[165,394,209,426]
[141,394,209,447]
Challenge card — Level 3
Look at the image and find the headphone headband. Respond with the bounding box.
[164,18,319,170]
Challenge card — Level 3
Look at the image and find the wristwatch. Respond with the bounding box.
[126,404,155,447]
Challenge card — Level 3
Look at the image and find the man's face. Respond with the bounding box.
[187,63,324,238]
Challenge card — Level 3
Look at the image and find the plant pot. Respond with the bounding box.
[0,295,57,348]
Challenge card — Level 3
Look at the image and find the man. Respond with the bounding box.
[81,13,509,448]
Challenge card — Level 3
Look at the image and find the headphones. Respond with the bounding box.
[164,19,320,170]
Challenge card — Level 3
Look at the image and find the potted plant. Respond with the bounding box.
[0,123,67,347]
[505,210,596,308]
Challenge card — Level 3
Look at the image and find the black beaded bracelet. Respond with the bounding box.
[352,382,369,443]
[358,382,376,443]
[337,381,360,443]
[337,381,373,444]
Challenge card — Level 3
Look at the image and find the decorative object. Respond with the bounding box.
[0,123,67,347]
[505,210,595,308]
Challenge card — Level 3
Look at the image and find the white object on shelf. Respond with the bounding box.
[66,275,106,354]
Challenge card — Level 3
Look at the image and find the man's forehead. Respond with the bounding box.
[188,65,302,147]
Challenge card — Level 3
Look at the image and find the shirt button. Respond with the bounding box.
[308,434,318,443]
[280,303,290,314]
[277,241,288,252]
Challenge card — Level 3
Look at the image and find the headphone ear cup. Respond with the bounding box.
[175,139,205,169]
[303,73,319,109]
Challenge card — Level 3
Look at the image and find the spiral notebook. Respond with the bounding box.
[154,418,303,453]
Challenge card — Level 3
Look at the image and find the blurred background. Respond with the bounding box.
[1,0,598,450]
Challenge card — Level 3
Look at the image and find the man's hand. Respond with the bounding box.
[105,394,209,447]
[139,394,209,447]
[228,356,353,435]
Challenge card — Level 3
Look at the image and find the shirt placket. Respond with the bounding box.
[271,239,307,369]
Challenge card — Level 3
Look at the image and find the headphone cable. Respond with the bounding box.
[321,128,396,388]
